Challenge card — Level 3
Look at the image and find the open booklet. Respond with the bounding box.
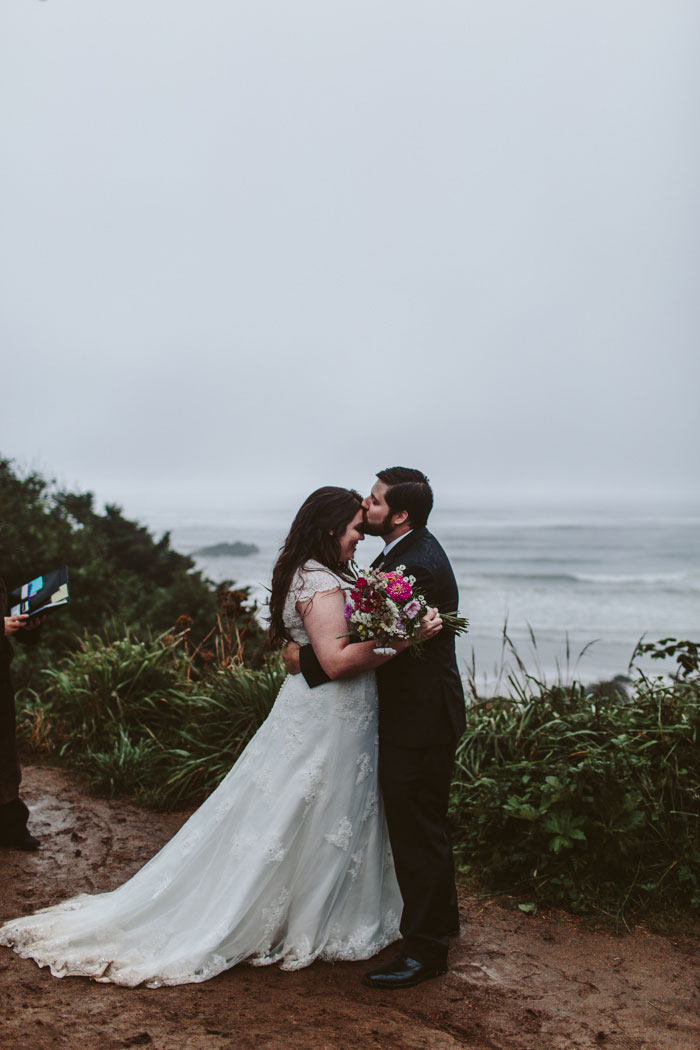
[9,566,70,618]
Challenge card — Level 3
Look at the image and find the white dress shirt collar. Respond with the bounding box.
[381,530,413,558]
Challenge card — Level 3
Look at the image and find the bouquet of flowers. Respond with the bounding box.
[343,564,468,655]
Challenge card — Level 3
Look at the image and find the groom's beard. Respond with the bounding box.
[362,509,394,538]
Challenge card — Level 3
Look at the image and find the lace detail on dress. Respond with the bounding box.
[300,756,326,803]
[262,889,290,940]
[322,908,401,963]
[349,846,366,882]
[324,817,353,851]
[228,832,256,860]
[282,559,345,644]
[355,753,372,784]
[363,790,379,822]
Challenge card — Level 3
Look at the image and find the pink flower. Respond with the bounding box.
[404,599,421,620]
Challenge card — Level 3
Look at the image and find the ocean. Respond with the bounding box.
[142,499,700,695]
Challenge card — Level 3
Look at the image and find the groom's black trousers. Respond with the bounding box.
[379,733,459,965]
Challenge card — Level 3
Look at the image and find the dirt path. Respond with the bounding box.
[0,767,698,1050]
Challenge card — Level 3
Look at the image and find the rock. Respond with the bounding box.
[587,675,633,702]
[193,542,259,558]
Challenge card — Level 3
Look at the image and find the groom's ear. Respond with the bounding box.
[392,509,410,528]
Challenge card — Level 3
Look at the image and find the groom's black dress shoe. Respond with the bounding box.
[363,954,447,989]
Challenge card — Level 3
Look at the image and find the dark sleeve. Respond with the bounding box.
[404,551,458,613]
[299,643,331,689]
[400,560,443,613]
[14,625,42,649]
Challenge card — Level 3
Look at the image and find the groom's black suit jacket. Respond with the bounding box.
[300,527,466,748]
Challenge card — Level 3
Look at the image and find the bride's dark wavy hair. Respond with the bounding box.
[268,486,362,647]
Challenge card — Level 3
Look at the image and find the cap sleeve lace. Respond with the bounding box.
[283,560,344,644]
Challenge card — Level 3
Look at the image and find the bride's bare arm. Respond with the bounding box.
[298,588,406,680]
[298,588,441,681]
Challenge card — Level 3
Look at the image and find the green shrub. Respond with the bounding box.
[450,638,700,922]
[17,628,285,810]
[0,458,267,689]
[137,661,283,809]
[88,729,160,798]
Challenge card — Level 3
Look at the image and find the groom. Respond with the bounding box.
[285,466,465,988]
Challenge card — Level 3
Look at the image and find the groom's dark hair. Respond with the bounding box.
[377,466,433,529]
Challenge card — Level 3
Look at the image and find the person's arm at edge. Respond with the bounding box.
[299,642,330,689]
[299,588,409,682]
[4,613,43,648]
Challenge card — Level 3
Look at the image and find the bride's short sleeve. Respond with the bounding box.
[282,560,344,643]
[289,561,343,604]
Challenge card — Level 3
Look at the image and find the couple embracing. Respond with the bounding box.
[0,467,466,992]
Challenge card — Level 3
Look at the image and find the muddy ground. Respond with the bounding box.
[0,766,698,1050]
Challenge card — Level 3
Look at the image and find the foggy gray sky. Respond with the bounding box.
[2,1,698,515]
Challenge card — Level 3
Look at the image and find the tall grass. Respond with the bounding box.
[450,636,700,922]
[17,626,284,810]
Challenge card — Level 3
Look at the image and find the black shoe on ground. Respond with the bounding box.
[0,831,40,851]
[363,954,447,989]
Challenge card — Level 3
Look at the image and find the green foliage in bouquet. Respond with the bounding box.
[449,636,700,923]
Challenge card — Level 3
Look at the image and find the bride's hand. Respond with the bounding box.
[418,608,443,642]
[282,641,302,675]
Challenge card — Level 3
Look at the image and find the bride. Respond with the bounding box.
[0,486,441,987]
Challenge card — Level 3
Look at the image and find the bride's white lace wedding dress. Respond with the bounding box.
[0,562,402,986]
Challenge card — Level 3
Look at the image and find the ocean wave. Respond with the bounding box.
[459,571,699,589]
[572,571,696,586]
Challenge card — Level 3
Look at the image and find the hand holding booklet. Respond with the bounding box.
[9,566,70,618]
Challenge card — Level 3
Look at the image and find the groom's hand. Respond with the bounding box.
[283,641,302,675]
[418,608,443,642]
